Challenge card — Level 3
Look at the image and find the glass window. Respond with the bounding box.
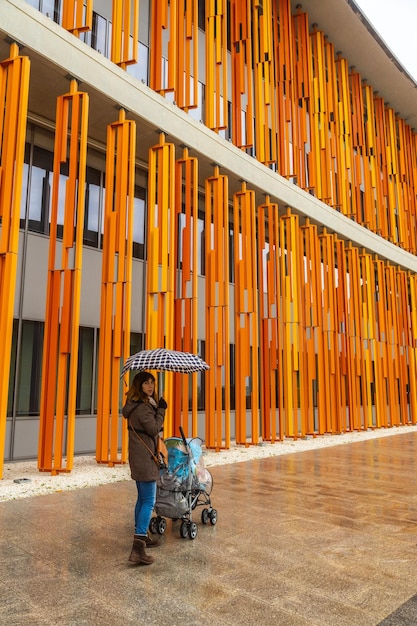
[82,12,108,55]
[229,343,235,410]
[92,12,109,56]
[81,26,92,48]
[56,165,69,239]
[126,43,149,85]
[7,320,18,417]
[41,0,61,23]
[229,224,234,283]
[133,186,146,259]
[16,321,44,416]
[20,160,29,223]
[130,332,144,356]
[198,0,205,30]
[197,210,205,276]
[197,340,206,410]
[76,327,95,415]
[24,146,53,235]
[187,80,204,123]
[177,212,185,269]
[84,167,102,247]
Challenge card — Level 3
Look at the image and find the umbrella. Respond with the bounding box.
[121,348,210,376]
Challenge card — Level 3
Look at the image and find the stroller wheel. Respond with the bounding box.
[180,521,189,538]
[189,522,198,540]
[201,508,210,524]
[149,517,158,534]
[209,509,218,525]
[157,516,167,534]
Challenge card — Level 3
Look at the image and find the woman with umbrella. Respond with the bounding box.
[123,371,167,565]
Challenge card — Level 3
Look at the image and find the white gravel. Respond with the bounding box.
[2,425,417,502]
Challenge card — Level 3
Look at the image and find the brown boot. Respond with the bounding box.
[144,534,162,548]
[128,535,154,565]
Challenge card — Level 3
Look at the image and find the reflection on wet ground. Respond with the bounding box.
[1,433,417,625]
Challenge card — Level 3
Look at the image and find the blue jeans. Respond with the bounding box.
[134,481,157,536]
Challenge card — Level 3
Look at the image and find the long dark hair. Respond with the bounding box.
[126,372,157,403]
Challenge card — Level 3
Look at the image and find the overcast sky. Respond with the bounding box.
[354,0,417,81]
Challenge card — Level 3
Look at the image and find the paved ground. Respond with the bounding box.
[1,432,417,625]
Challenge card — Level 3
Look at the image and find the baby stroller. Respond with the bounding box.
[149,426,217,540]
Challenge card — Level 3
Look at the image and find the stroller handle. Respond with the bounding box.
[179,425,188,448]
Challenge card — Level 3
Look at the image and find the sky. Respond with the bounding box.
[354,0,417,81]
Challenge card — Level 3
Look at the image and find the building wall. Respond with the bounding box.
[0,0,417,468]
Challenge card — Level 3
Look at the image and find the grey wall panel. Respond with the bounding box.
[21,233,49,321]
[13,231,24,318]
[73,415,97,455]
[80,247,103,327]
[11,418,40,460]
[4,420,12,462]
[130,259,146,333]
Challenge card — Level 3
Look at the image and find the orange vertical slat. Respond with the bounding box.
[205,0,228,132]
[38,80,89,474]
[146,134,176,435]
[230,0,254,149]
[96,109,136,466]
[0,44,30,479]
[233,183,259,445]
[205,166,230,450]
[62,0,93,35]
[173,148,200,437]
[111,0,139,69]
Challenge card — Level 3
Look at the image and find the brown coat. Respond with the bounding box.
[122,399,165,482]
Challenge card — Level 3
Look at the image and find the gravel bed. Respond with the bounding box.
[2,425,417,501]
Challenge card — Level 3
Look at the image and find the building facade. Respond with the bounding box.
[1,0,417,475]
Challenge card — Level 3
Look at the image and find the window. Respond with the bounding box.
[56,165,69,239]
[92,12,109,57]
[126,43,150,85]
[84,167,102,247]
[76,327,95,415]
[133,186,146,259]
[7,320,18,417]
[15,321,44,416]
[41,0,61,23]
[21,145,53,234]
[20,161,29,223]
[187,80,204,123]
[197,340,206,410]
[130,332,144,355]
[198,0,205,30]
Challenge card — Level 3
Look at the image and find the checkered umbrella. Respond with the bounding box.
[121,348,210,376]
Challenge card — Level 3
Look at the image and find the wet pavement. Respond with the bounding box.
[1,432,417,625]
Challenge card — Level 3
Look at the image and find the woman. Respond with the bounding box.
[122,371,167,565]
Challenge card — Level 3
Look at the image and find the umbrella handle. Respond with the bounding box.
[179,425,188,449]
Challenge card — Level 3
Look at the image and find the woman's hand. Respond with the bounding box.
[158,397,167,409]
